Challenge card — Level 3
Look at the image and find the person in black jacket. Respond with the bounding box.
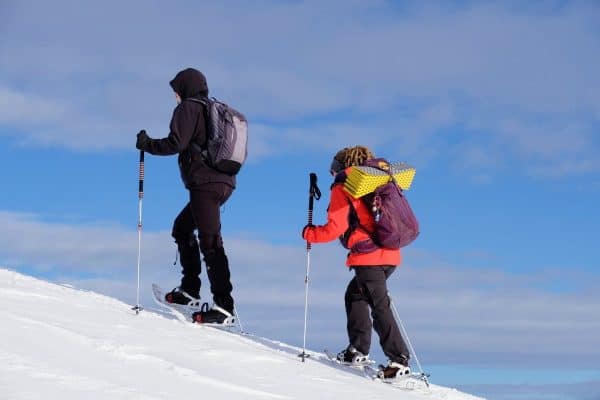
[136,68,235,324]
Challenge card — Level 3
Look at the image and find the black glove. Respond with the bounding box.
[136,130,150,150]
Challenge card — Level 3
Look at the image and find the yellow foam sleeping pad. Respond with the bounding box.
[343,161,416,199]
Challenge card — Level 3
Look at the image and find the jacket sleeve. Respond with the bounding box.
[144,102,201,156]
[303,185,351,243]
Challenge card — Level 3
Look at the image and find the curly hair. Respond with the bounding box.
[334,145,374,169]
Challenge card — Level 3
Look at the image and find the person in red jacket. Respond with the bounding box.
[302,145,411,379]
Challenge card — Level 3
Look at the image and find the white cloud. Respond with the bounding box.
[0,85,155,150]
[0,87,68,125]
[0,210,163,272]
[1,1,598,176]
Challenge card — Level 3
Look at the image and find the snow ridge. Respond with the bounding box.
[0,268,484,400]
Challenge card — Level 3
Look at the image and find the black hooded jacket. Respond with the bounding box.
[142,68,235,189]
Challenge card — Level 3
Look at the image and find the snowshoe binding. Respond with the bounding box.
[377,360,411,381]
[336,346,372,367]
[164,287,201,307]
[192,303,236,326]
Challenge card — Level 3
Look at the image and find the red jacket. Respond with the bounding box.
[303,182,401,267]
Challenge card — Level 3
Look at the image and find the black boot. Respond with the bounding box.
[377,357,411,380]
[336,345,370,365]
[164,287,201,307]
[192,303,235,325]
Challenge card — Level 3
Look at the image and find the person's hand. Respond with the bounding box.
[302,224,315,240]
[136,130,150,150]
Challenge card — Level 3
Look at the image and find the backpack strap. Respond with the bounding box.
[334,172,377,252]
[185,97,211,159]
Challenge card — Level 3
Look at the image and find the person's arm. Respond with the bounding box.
[303,185,350,243]
[144,101,202,155]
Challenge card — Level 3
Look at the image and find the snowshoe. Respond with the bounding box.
[164,287,201,307]
[336,346,371,366]
[377,360,411,380]
[192,303,236,326]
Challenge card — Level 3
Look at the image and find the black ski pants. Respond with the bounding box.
[171,182,234,313]
[345,266,410,364]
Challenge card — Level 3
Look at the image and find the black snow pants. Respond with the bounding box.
[171,182,234,313]
[345,265,410,364]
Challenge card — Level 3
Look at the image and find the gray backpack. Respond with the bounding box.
[189,97,248,175]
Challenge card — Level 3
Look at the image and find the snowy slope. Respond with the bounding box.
[0,268,484,400]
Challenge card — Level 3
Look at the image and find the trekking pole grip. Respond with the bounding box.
[307,173,321,250]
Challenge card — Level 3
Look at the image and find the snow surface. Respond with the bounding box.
[0,268,484,400]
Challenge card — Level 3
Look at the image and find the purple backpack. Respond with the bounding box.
[341,159,419,253]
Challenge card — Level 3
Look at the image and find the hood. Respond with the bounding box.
[169,68,209,99]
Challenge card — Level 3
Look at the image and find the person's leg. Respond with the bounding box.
[355,266,410,364]
[189,183,234,313]
[171,203,201,298]
[344,269,372,355]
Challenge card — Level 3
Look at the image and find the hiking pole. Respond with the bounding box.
[234,305,245,335]
[132,150,145,314]
[299,172,321,362]
[389,292,430,387]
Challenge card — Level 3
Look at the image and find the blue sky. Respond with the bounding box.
[1,1,599,399]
